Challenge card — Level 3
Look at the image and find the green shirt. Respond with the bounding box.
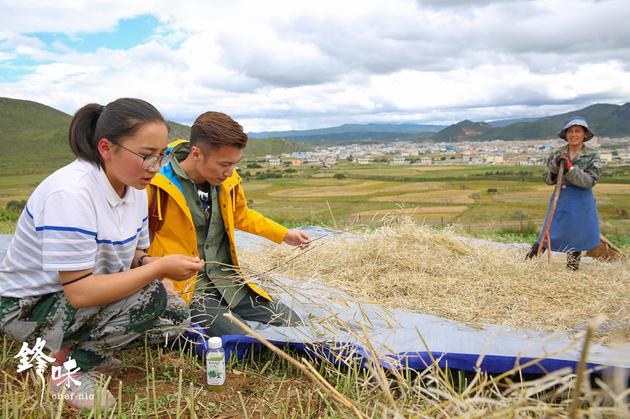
[543,144,603,189]
[170,158,248,306]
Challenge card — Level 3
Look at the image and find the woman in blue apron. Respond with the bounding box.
[526,116,603,270]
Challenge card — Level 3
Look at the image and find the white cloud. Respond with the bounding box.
[218,30,343,87]
[0,0,629,130]
[0,32,46,49]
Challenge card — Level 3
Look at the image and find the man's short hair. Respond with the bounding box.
[190,111,248,149]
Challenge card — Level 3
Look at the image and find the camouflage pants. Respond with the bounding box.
[0,280,189,371]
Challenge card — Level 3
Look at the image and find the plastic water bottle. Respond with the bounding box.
[206,337,225,390]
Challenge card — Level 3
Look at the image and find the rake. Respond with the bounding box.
[537,161,565,263]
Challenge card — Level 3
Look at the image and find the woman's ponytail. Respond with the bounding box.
[68,103,105,166]
[67,98,165,167]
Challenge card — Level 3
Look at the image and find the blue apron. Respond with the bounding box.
[536,184,600,252]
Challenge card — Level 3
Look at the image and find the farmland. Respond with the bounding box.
[2,162,630,247]
[240,162,630,246]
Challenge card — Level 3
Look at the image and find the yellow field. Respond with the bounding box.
[370,190,475,204]
[240,164,630,243]
[354,206,469,218]
[267,180,388,197]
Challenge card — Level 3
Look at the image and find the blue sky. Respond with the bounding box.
[0,0,629,131]
[1,15,160,83]
[31,14,159,54]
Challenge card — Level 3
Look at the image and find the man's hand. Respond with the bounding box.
[283,230,311,248]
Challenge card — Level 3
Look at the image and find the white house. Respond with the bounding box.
[391,156,409,165]
[600,152,613,163]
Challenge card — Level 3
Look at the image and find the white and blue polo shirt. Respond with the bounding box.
[0,159,150,298]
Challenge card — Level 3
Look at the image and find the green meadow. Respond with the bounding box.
[2,162,630,247]
[240,162,630,247]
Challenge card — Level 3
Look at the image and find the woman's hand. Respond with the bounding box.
[59,254,203,309]
[556,153,573,170]
[156,254,204,280]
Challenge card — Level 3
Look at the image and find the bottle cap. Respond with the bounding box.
[207,337,222,349]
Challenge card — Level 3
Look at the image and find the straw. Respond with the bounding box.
[239,218,630,343]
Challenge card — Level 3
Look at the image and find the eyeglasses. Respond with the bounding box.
[114,143,170,171]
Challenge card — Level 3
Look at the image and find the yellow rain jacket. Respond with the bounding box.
[147,140,288,304]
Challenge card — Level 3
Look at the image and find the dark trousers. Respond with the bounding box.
[190,285,300,336]
[526,243,582,270]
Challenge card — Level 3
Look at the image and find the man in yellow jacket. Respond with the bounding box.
[147,111,310,335]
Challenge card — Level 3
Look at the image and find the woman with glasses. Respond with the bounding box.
[0,98,204,410]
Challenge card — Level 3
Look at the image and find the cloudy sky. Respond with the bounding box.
[1,0,629,131]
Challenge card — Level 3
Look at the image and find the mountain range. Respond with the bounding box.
[431,103,630,142]
[249,103,630,143]
[248,123,444,143]
[0,97,309,175]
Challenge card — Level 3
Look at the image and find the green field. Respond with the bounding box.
[240,163,630,245]
[3,162,629,247]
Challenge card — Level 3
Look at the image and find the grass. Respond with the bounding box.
[2,163,629,247]
[238,163,630,247]
[2,316,628,417]
[0,335,329,417]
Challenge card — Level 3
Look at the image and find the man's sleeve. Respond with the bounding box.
[232,185,288,244]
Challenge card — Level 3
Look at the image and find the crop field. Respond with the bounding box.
[240,163,630,245]
[2,163,630,246]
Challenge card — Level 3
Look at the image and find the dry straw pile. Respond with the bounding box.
[241,219,630,343]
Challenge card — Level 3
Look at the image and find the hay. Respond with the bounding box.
[240,218,630,343]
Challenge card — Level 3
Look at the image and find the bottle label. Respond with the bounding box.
[206,358,225,386]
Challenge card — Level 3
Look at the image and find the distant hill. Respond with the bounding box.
[0,97,309,175]
[3,97,629,176]
[432,120,492,142]
[0,97,72,175]
[0,98,196,175]
[249,123,444,143]
[487,117,540,127]
[434,103,630,141]
[250,102,630,143]
[245,137,312,156]
[167,120,193,141]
